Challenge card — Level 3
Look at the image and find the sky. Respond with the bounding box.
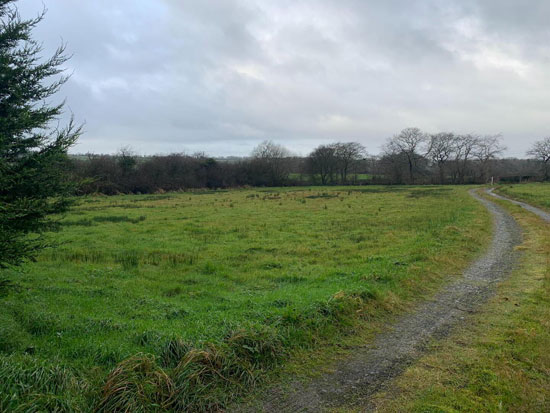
[17,0,550,157]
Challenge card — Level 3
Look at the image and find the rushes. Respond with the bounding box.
[44,249,199,268]
[114,251,140,270]
[63,214,146,227]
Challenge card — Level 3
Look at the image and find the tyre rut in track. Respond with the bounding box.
[232,189,523,412]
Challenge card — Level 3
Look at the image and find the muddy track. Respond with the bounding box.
[233,189,524,412]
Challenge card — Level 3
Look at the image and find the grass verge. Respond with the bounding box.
[365,190,550,412]
[496,182,550,211]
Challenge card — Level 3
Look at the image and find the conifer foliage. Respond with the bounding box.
[0,0,80,267]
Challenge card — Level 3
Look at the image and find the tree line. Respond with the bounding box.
[68,131,550,194]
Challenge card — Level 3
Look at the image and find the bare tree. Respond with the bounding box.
[383,128,427,183]
[308,144,338,185]
[527,137,550,181]
[377,152,408,184]
[474,135,506,182]
[334,142,366,184]
[251,140,291,186]
[451,134,479,184]
[427,132,455,184]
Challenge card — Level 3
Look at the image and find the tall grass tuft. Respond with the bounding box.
[96,354,173,413]
[225,326,284,370]
[170,345,238,412]
[95,292,373,412]
[160,339,191,368]
[0,356,88,412]
[114,251,140,270]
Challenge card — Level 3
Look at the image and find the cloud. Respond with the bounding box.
[16,0,550,156]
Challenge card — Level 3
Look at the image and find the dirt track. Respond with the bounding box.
[487,188,550,223]
[234,189,527,412]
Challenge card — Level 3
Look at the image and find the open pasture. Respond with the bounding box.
[0,186,491,411]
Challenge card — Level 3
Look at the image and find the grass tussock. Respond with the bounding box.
[160,339,191,368]
[0,356,88,412]
[97,292,365,411]
[96,354,174,413]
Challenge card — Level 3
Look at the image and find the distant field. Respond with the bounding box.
[0,186,491,411]
[496,183,550,211]
[288,173,373,181]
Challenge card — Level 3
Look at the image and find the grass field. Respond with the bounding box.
[366,189,550,412]
[496,182,550,211]
[0,186,491,412]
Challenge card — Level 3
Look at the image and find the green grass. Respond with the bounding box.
[365,190,550,413]
[496,182,550,211]
[0,186,491,411]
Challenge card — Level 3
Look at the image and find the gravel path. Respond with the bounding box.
[233,189,523,412]
[487,188,550,223]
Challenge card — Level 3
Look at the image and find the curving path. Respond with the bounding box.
[487,188,550,223]
[234,189,527,412]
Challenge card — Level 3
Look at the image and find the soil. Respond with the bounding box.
[232,189,528,412]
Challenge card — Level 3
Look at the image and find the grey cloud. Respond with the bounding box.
[16,0,550,156]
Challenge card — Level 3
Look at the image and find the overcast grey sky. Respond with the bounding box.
[18,0,550,157]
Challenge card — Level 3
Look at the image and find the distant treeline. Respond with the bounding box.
[70,129,550,194]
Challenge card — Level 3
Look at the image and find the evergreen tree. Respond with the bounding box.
[0,0,80,267]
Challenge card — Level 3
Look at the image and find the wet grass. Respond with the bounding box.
[496,182,550,211]
[367,191,550,412]
[63,215,147,226]
[0,186,491,411]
